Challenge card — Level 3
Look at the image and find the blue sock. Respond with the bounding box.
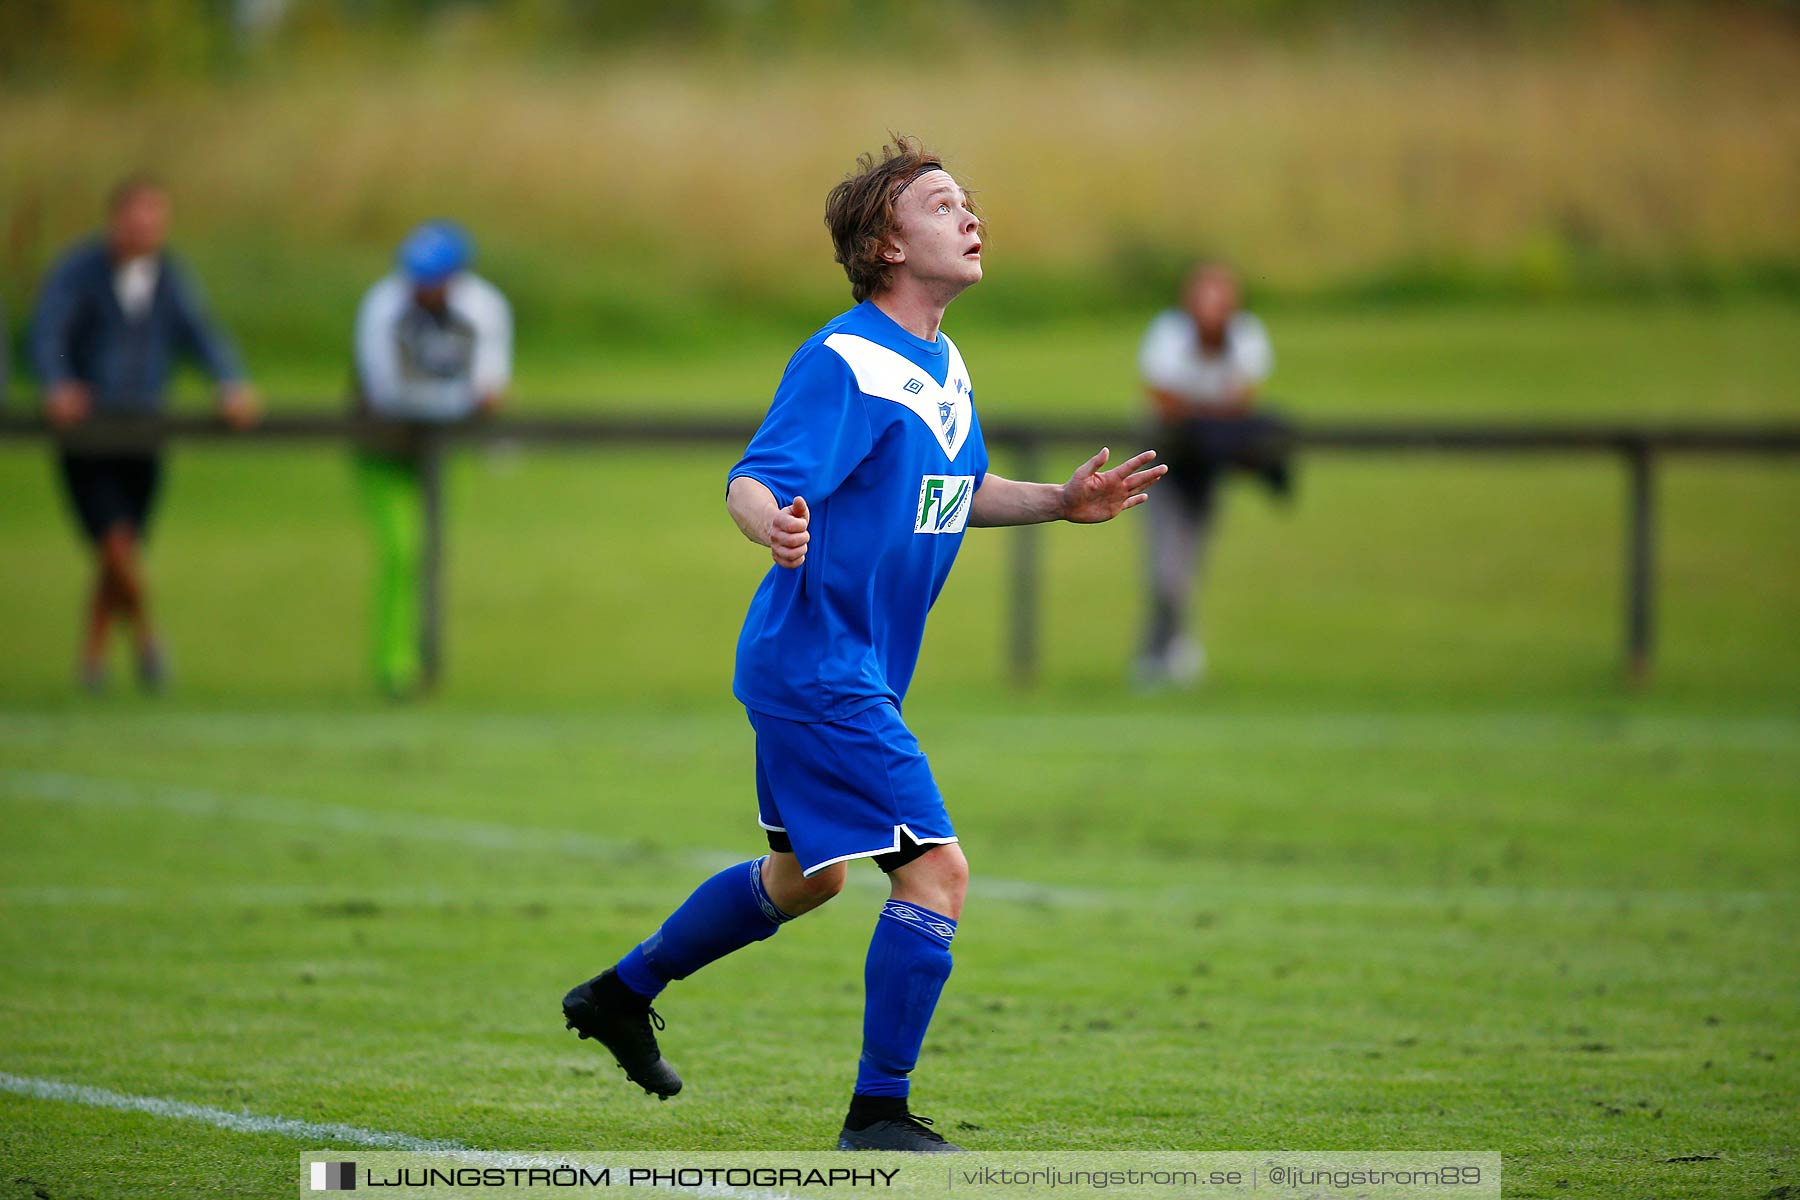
[854,899,957,1098]
[614,857,793,999]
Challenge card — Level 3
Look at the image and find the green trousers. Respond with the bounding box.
[354,451,425,695]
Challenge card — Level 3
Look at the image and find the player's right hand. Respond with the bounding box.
[770,495,810,568]
[45,382,91,428]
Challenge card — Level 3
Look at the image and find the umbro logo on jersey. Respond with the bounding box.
[915,475,974,535]
[822,332,973,459]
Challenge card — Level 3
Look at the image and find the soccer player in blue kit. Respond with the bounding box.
[563,138,1166,1151]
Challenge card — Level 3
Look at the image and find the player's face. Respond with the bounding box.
[887,170,983,296]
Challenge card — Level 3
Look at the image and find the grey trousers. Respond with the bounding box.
[1140,473,1219,660]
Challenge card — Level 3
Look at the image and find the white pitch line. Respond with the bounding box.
[0,1072,804,1200]
[0,768,646,861]
[1,708,1793,750]
[0,878,1778,914]
[0,767,1105,909]
[0,768,1784,912]
[0,1071,464,1151]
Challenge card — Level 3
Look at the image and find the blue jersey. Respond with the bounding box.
[729,300,989,722]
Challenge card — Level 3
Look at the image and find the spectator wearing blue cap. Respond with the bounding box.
[352,220,512,696]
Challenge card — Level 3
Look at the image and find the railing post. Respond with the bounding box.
[1624,439,1656,685]
[1008,437,1042,688]
[418,427,446,691]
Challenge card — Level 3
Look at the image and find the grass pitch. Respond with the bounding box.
[0,301,1795,1197]
[0,707,1794,1198]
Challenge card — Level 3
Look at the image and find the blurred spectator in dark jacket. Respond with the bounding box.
[31,172,259,693]
[1135,262,1291,688]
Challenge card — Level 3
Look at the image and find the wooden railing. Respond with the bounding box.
[5,413,1796,687]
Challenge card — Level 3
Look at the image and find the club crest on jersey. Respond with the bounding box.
[915,474,974,535]
[821,332,973,459]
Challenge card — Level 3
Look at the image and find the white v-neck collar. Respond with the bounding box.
[823,332,973,459]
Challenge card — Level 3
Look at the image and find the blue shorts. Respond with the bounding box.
[748,701,957,877]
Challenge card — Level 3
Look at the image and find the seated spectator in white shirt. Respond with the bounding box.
[1135,262,1289,688]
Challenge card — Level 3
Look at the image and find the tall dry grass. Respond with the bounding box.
[2,10,1797,307]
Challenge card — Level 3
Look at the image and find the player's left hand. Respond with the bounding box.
[1060,447,1166,523]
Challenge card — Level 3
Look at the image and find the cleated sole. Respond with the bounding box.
[561,1003,682,1099]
